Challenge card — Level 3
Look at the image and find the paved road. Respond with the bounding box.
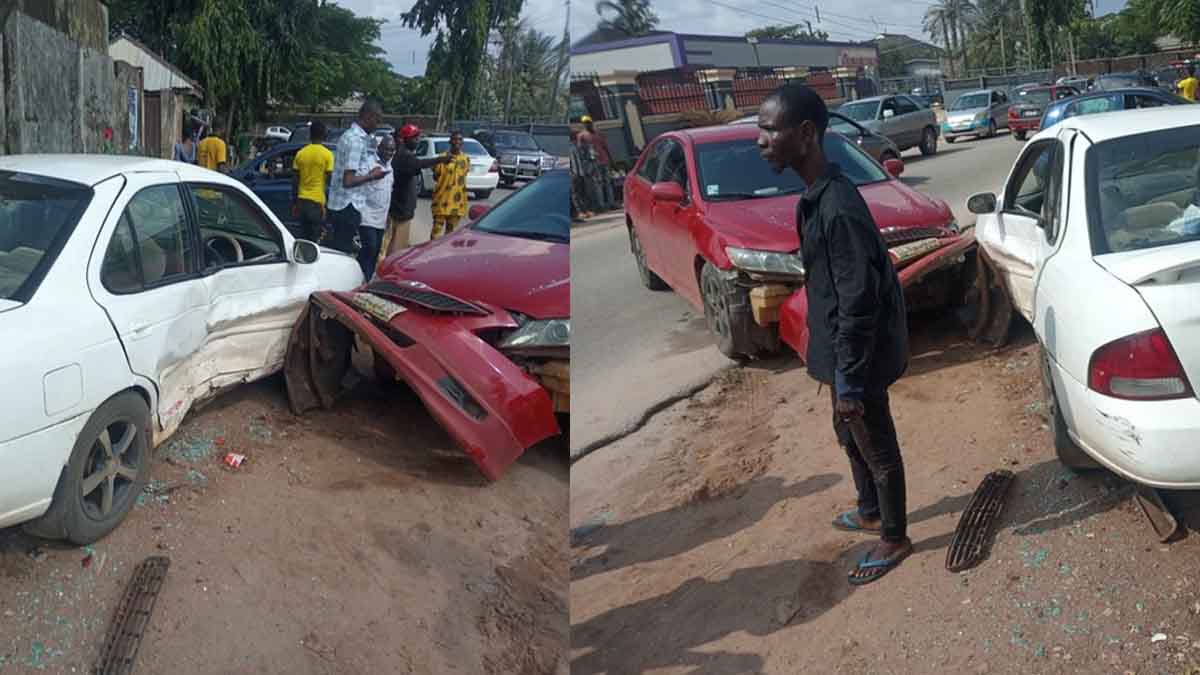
[406,185,513,244]
[570,131,1027,458]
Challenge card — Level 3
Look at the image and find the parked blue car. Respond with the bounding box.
[1040,87,1193,131]
[230,142,336,236]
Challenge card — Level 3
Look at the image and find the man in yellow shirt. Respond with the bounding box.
[1178,65,1198,102]
[290,122,335,242]
[430,130,471,238]
[197,123,228,172]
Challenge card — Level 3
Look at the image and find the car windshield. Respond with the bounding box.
[952,93,990,110]
[495,132,540,151]
[1015,89,1052,105]
[838,101,879,122]
[434,139,490,156]
[1089,124,1200,253]
[695,134,887,201]
[473,170,569,243]
[828,115,861,136]
[0,172,92,301]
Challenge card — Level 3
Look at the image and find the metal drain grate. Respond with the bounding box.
[946,470,1014,572]
[93,556,170,675]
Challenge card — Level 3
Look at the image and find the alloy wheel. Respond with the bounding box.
[80,421,142,520]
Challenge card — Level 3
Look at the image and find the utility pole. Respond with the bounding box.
[1067,28,1077,76]
[551,0,570,122]
[1019,0,1034,70]
[504,21,516,123]
[1000,20,1006,75]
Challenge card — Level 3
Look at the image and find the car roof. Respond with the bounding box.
[0,154,238,187]
[1055,106,1200,141]
[669,124,775,144]
[959,89,994,96]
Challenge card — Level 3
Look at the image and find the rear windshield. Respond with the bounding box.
[838,101,879,122]
[1087,124,1200,253]
[434,139,490,156]
[952,93,990,110]
[0,172,92,301]
[1015,89,1052,105]
[494,132,540,151]
[695,134,887,202]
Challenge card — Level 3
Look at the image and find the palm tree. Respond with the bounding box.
[595,0,660,37]
[924,2,957,76]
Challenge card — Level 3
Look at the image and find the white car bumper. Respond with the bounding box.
[467,173,500,192]
[0,412,90,529]
[1055,358,1200,488]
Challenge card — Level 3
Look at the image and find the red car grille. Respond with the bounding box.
[365,280,489,316]
[881,227,947,246]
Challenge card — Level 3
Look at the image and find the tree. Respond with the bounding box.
[923,3,956,76]
[1151,0,1200,46]
[595,0,659,37]
[402,0,524,121]
[745,24,829,41]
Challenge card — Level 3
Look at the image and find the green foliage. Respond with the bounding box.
[486,21,569,122]
[595,0,659,37]
[745,24,829,41]
[1152,0,1200,46]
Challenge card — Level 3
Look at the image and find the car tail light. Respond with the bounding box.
[489,160,499,173]
[1088,328,1192,400]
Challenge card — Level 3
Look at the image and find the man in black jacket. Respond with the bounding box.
[379,123,452,266]
[757,84,911,585]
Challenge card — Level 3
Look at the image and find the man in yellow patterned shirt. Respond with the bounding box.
[430,131,471,238]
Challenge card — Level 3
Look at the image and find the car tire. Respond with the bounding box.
[476,189,493,200]
[1040,347,1101,471]
[987,120,997,138]
[919,127,938,156]
[23,392,152,544]
[501,177,515,188]
[699,261,778,360]
[629,225,668,291]
[1014,130,1027,142]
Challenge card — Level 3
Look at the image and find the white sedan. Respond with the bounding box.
[972,107,1200,487]
[0,156,362,543]
[264,125,291,141]
[414,136,500,199]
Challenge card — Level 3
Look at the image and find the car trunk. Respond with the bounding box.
[1009,103,1043,120]
[1096,240,1200,393]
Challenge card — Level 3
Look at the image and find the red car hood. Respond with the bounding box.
[702,179,954,250]
[377,228,569,319]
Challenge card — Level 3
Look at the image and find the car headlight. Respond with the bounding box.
[499,318,570,349]
[725,246,805,277]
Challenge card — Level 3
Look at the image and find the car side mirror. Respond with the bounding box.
[651,182,685,203]
[967,192,997,214]
[882,109,895,119]
[884,158,905,177]
[293,239,320,264]
[469,203,492,221]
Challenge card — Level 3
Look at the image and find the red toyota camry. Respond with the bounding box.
[624,124,975,360]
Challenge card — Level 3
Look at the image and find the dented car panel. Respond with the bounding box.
[779,232,977,357]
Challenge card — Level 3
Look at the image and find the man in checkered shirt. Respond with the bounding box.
[326,98,389,256]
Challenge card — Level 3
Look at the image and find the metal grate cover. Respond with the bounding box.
[365,280,488,315]
[882,227,947,247]
[946,470,1014,572]
[93,556,170,675]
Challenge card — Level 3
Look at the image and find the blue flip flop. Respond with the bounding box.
[848,543,913,586]
[831,510,881,534]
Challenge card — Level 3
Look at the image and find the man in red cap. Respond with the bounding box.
[380,123,453,266]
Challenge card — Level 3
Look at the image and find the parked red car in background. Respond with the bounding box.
[1008,84,1079,141]
[624,124,975,360]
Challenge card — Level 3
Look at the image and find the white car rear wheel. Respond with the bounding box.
[1040,347,1101,471]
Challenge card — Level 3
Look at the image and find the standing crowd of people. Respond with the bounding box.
[570,115,618,222]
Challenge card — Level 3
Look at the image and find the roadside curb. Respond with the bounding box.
[571,211,625,231]
[569,365,732,463]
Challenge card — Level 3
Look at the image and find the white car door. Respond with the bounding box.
[418,140,434,192]
[91,174,211,433]
[185,182,320,394]
[976,137,1064,322]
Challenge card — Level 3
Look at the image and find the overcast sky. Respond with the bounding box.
[335,0,568,77]
[569,0,1130,47]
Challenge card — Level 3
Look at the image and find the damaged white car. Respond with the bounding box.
[971,108,1200,488]
[0,157,361,543]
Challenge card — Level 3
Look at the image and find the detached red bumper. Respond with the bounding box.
[284,290,560,481]
[779,232,976,357]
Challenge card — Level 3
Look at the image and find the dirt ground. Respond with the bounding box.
[571,315,1200,675]
[0,369,568,674]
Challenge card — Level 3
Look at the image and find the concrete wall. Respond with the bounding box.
[571,42,677,76]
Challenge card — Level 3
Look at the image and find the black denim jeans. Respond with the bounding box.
[357,226,383,280]
[831,387,907,542]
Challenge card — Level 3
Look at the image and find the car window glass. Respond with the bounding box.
[259,149,298,178]
[1006,142,1057,216]
[1055,88,1074,100]
[881,98,897,116]
[416,141,428,156]
[895,97,919,115]
[101,184,195,291]
[1128,94,1166,109]
[657,142,688,191]
[473,171,568,242]
[638,142,663,181]
[695,134,886,200]
[1071,96,1120,117]
[0,174,92,301]
[188,185,284,268]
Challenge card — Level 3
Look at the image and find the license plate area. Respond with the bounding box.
[350,292,407,323]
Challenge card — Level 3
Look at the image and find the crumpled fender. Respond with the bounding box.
[285,291,558,481]
[779,233,977,357]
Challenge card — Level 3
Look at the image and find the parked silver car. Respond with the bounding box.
[837,94,940,156]
[942,89,1011,142]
